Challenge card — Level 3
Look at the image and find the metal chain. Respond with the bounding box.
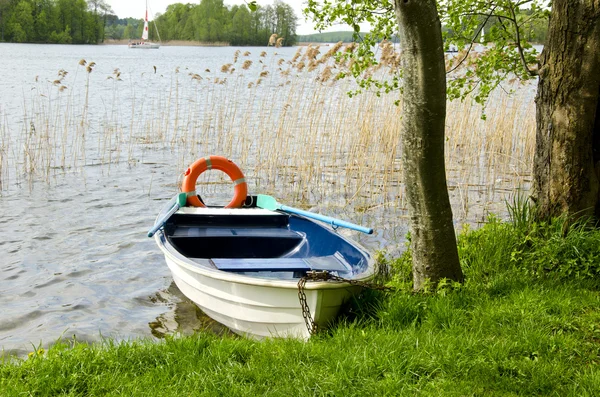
[326,274,394,291]
[297,276,318,335]
[297,270,394,335]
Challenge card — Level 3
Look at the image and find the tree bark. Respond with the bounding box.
[533,0,600,220]
[394,0,463,290]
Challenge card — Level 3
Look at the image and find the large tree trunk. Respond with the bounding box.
[394,0,463,290]
[533,0,600,220]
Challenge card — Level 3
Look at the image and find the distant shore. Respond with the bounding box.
[0,39,325,47]
[102,39,322,47]
[102,39,230,47]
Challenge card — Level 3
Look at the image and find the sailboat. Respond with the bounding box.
[129,1,160,49]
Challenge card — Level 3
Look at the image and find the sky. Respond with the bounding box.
[104,0,336,35]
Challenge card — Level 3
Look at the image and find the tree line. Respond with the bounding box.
[149,0,297,46]
[297,31,362,44]
[0,0,112,44]
[0,0,298,46]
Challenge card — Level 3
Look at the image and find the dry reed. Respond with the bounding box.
[2,45,536,227]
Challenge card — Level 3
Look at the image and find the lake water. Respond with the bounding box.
[0,43,535,356]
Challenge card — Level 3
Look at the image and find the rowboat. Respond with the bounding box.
[150,156,375,340]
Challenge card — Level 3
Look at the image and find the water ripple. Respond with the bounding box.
[0,43,532,356]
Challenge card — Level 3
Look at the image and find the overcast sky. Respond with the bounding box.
[104,0,336,35]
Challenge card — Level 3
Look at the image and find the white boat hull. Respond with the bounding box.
[159,235,363,340]
[128,42,160,49]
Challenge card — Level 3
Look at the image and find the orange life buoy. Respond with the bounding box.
[181,156,248,208]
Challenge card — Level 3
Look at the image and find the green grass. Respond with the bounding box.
[3,215,600,396]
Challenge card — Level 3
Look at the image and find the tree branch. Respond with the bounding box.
[446,5,497,74]
[508,4,539,76]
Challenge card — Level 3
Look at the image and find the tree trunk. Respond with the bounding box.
[394,0,463,290]
[533,0,600,220]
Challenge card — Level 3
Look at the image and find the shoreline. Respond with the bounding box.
[102,39,231,47]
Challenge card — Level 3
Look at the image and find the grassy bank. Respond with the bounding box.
[2,211,600,396]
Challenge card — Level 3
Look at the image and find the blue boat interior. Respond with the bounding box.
[164,210,370,277]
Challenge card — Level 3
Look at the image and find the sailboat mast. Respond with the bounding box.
[142,0,149,41]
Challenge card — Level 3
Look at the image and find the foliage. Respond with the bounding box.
[151,0,298,46]
[506,193,536,231]
[305,0,399,99]
[458,213,600,285]
[440,0,548,106]
[297,30,365,43]
[304,0,550,106]
[383,243,413,292]
[0,0,298,46]
[104,17,142,40]
[513,219,600,281]
[0,0,112,44]
[3,219,600,395]
[386,201,600,291]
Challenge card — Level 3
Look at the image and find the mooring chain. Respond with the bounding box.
[297,270,393,335]
[326,274,394,291]
[297,276,318,335]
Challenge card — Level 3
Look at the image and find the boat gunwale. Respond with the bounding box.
[156,230,375,290]
[154,206,376,289]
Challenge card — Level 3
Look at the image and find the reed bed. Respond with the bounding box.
[0,43,536,226]
[0,106,10,190]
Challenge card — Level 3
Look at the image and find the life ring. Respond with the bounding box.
[181,156,248,208]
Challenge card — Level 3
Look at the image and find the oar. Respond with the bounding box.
[147,193,188,238]
[256,194,373,235]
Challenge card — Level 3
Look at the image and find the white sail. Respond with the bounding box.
[142,7,149,41]
[142,19,149,41]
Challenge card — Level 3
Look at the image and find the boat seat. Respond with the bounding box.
[213,258,311,272]
[212,256,350,273]
[169,226,301,239]
[169,212,290,228]
[167,226,304,259]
